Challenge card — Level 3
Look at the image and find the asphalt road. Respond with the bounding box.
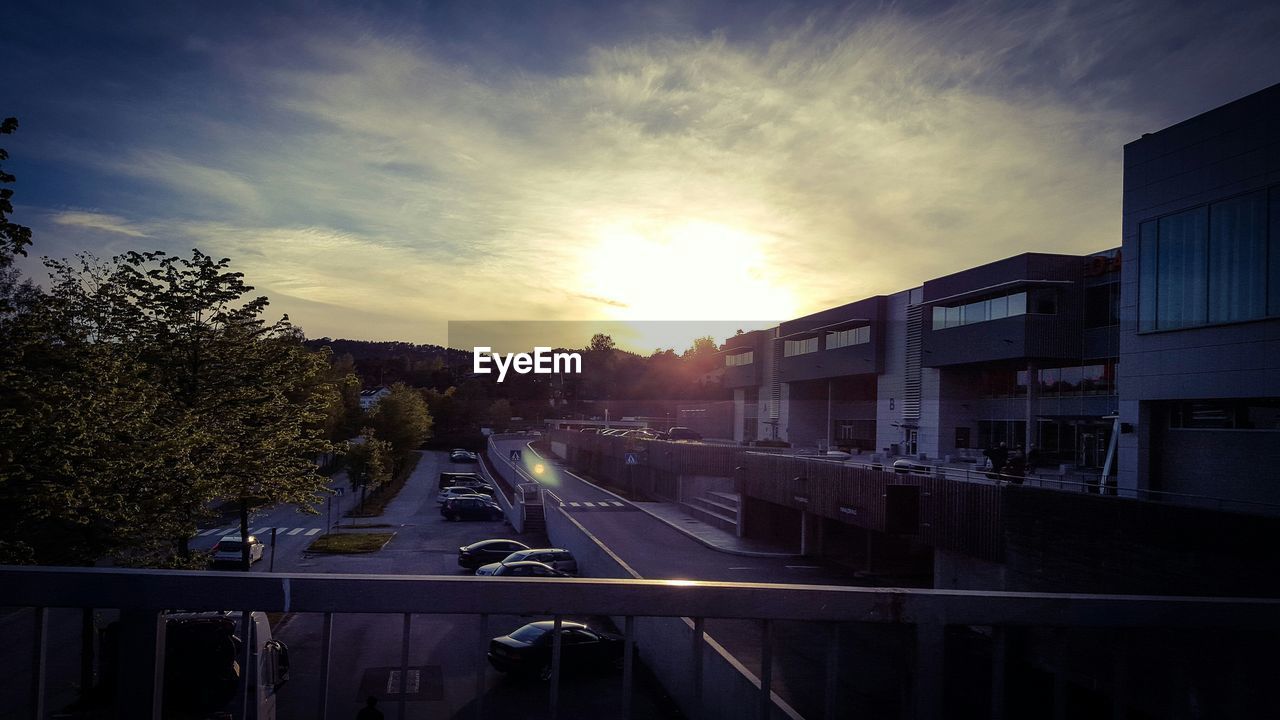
[490,436,911,719]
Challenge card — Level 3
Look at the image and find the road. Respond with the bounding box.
[490,436,911,719]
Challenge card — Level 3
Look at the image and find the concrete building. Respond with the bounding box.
[1118,82,1280,507]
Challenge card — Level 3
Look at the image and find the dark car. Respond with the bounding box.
[441,496,504,521]
[484,560,568,578]
[450,449,479,463]
[458,539,531,569]
[439,471,485,490]
[488,621,624,680]
[666,427,702,441]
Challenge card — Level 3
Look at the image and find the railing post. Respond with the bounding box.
[549,615,563,719]
[115,609,166,720]
[824,623,840,719]
[913,623,944,720]
[990,626,1007,720]
[238,610,252,720]
[398,613,411,720]
[31,607,47,720]
[318,613,333,720]
[622,615,635,720]
[691,617,705,717]
[475,614,488,720]
[759,619,773,720]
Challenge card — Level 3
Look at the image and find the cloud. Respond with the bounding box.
[51,211,149,238]
[18,0,1280,343]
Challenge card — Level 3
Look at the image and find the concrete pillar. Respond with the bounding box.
[800,511,823,556]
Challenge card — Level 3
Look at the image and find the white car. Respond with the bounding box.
[438,487,488,505]
[210,535,265,566]
[476,548,578,575]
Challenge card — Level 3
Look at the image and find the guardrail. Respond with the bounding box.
[5,567,1279,720]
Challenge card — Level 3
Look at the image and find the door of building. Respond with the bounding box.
[906,429,918,456]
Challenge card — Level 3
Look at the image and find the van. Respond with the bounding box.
[100,610,288,719]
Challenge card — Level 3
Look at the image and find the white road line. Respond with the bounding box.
[583,501,596,507]
[252,527,270,535]
[199,528,224,537]
[287,528,303,536]
[305,528,320,536]
[610,501,625,507]
[785,565,823,570]
[570,501,582,507]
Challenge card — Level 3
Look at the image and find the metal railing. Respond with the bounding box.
[6,566,1280,720]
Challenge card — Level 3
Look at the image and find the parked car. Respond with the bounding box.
[458,539,531,569]
[438,486,489,505]
[439,471,486,490]
[441,496,505,521]
[476,548,577,575]
[484,560,568,578]
[667,427,703,441]
[450,449,479,463]
[488,621,624,680]
[209,536,265,567]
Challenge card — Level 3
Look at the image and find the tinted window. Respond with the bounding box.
[510,625,548,643]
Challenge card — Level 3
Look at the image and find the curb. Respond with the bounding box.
[523,441,801,560]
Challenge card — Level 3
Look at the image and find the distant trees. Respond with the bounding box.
[345,428,392,509]
[0,117,33,270]
[368,383,433,473]
[487,398,514,430]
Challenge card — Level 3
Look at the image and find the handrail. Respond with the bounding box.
[3,567,1280,627]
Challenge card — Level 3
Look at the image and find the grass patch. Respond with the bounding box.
[306,532,395,554]
[347,451,422,518]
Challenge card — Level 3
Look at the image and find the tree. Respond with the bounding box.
[345,428,391,510]
[369,382,433,471]
[588,333,615,352]
[487,398,513,430]
[0,117,33,270]
[41,250,337,569]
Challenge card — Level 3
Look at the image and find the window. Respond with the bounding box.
[930,290,1029,330]
[826,326,870,349]
[725,350,754,366]
[1138,187,1280,331]
[1169,399,1280,430]
[1084,283,1120,328]
[784,337,818,356]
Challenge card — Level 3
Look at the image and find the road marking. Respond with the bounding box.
[728,567,758,570]
[287,528,303,536]
[785,565,823,570]
[199,528,225,537]
[610,501,625,507]
[305,528,321,536]
[583,501,596,507]
[252,527,270,535]
[570,501,581,507]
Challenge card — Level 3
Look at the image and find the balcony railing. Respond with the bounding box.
[5,566,1280,720]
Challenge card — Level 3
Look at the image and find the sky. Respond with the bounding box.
[7,0,1280,350]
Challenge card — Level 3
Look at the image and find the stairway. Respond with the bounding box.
[679,490,740,534]
[522,503,546,533]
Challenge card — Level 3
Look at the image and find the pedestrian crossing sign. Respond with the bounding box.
[510,449,522,462]
[625,452,638,465]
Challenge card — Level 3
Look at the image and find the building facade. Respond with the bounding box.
[1118,82,1280,505]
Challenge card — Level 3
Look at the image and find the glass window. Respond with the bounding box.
[725,350,753,366]
[932,306,946,329]
[1208,191,1267,323]
[1060,366,1082,395]
[1139,221,1157,331]
[1270,187,1280,318]
[1015,370,1028,397]
[826,327,870,349]
[784,337,817,356]
[1084,283,1120,328]
[1038,367,1061,396]
[966,300,988,323]
[1007,292,1026,316]
[989,294,1008,320]
[945,306,960,327]
[1156,207,1208,329]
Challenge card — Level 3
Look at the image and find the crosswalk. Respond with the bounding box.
[560,500,633,513]
[196,527,323,538]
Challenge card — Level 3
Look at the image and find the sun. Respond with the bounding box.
[576,218,797,323]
